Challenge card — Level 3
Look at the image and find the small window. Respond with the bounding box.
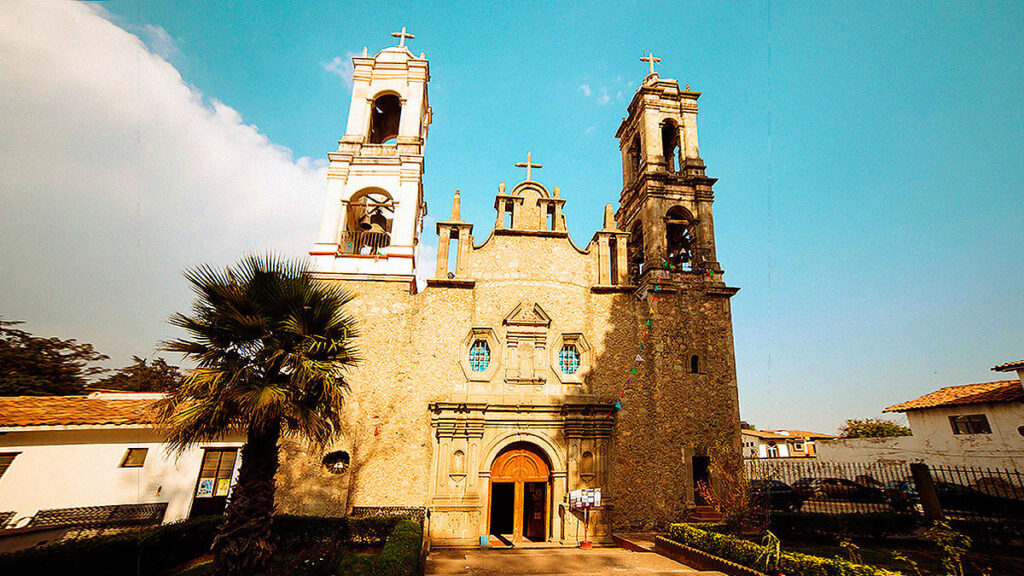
[949,414,991,435]
[120,448,148,468]
[0,453,17,479]
[469,339,490,372]
[559,344,581,374]
[689,354,700,374]
[323,451,351,474]
[793,443,804,452]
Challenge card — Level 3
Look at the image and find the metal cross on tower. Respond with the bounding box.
[391,27,415,47]
[514,152,543,181]
[641,52,662,76]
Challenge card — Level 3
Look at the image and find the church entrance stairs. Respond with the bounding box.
[425,546,725,575]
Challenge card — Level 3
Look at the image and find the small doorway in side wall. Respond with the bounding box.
[692,455,711,505]
[189,448,238,518]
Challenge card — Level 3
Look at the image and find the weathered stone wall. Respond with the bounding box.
[278,206,740,536]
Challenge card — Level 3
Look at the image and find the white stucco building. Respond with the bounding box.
[0,392,242,548]
[817,360,1024,469]
[741,429,834,459]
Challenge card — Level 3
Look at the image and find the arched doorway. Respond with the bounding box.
[488,442,550,543]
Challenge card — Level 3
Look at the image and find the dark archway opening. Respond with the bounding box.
[665,206,695,270]
[489,442,551,543]
[368,94,401,144]
[662,120,680,172]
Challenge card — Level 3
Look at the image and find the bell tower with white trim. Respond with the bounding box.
[310,29,431,284]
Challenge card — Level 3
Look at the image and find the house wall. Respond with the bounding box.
[817,401,1024,469]
[0,428,242,526]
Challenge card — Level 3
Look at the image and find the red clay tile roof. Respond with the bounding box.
[993,360,1024,372]
[884,379,1023,413]
[767,430,836,439]
[741,430,788,439]
[0,393,160,428]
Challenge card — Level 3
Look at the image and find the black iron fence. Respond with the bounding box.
[746,459,912,515]
[745,459,1024,528]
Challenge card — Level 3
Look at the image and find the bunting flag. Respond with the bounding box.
[614,401,622,410]
[646,319,652,326]
[630,367,638,374]
[374,424,380,436]
[635,354,645,363]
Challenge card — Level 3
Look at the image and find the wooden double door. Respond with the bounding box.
[488,444,550,543]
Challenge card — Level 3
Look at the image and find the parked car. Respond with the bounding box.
[884,479,1024,516]
[791,477,884,502]
[749,479,803,512]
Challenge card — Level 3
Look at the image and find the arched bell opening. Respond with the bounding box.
[661,119,680,172]
[340,188,394,255]
[368,93,401,144]
[665,206,696,270]
[488,442,551,544]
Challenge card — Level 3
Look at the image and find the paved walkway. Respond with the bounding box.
[425,546,725,575]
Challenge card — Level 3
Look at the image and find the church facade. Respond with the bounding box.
[278,36,741,546]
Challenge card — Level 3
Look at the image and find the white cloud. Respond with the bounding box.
[415,243,437,293]
[578,84,592,97]
[138,24,180,62]
[324,53,361,89]
[597,89,611,105]
[0,3,326,365]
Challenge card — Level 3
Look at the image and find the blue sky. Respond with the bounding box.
[1,1,1021,433]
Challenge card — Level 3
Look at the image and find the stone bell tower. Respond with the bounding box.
[310,28,431,284]
[614,53,721,287]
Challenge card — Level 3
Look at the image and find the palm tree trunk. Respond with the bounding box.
[212,418,282,576]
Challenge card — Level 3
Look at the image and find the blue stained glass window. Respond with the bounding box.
[559,344,580,374]
[469,339,490,372]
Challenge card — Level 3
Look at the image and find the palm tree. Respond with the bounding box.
[158,254,359,576]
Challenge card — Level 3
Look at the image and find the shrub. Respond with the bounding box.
[668,523,905,576]
[372,519,422,576]
[0,514,406,576]
[767,512,921,540]
[0,516,221,576]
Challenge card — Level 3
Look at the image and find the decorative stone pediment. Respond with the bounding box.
[503,301,551,328]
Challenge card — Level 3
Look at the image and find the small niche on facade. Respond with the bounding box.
[450,450,466,476]
[322,451,350,474]
[579,451,595,482]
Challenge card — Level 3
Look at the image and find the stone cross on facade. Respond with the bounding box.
[514,152,543,181]
[391,27,415,47]
[641,52,661,76]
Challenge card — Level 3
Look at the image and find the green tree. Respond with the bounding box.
[838,417,912,438]
[0,318,108,396]
[94,356,184,392]
[158,255,359,576]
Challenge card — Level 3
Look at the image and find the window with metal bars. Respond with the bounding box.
[949,414,991,435]
[559,344,580,374]
[469,339,490,372]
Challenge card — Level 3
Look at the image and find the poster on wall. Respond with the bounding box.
[569,488,602,509]
[196,478,215,497]
[215,478,232,497]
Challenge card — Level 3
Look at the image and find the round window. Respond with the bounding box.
[559,344,581,374]
[322,451,350,474]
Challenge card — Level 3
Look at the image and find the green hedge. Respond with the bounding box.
[766,512,921,540]
[668,523,905,576]
[0,516,221,576]
[0,514,403,576]
[372,519,422,576]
